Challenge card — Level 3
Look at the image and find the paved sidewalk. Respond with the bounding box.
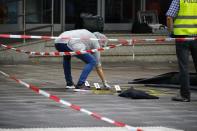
[0,62,196,131]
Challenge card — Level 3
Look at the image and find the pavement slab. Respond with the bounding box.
[0,62,196,131]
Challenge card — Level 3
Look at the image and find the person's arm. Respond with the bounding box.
[95,65,111,88]
[95,66,105,82]
[91,39,111,88]
[166,16,174,33]
[165,0,179,36]
[93,51,111,88]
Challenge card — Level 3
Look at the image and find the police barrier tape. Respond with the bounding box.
[0,34,118,42]
[1,33,197,57]
[0,70,143,131]
[0,34,197,42]
[0,40,129,56]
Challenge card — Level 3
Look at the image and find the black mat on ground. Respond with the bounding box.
[119,87,159,99]
[128,72,197,90]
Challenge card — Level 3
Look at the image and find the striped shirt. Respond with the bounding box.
[166,0,179,17]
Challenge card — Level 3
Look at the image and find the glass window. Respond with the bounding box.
[105,0,139,23]
[26,0,41,23]
[65,0,97,24]
[146,0,172,25]
[26,0,60,24]
[0,0,18,24]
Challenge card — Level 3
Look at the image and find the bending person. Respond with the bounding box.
[54,29,111,89]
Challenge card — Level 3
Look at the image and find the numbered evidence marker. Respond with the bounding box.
[114,85,122,93]
[85,81,90,87]
[94,83,101,90]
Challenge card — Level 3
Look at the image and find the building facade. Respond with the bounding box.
[0,0,171,33]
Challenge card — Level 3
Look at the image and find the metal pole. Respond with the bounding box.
[97,0,101,16]
[51,0,54,36]
[120,0,123,20]
[101,0,105,22]
[132,0,135,20]
[61,0,65,32]
[141,0,146,11]
[23,0,26,43]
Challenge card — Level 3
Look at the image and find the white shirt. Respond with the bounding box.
[55,29,101,66]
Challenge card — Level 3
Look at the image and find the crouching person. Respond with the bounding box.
[54,29,111,90]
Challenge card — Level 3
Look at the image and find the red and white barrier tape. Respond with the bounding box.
[0,70,143,131]
[0,34,118,42]
[0,41,127,56]
[132,37,197,43]
[0,34,197,42]
[0,44,32,54]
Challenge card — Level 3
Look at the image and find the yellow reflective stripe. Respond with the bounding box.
[174,28,197,35]
[175,19,197,25]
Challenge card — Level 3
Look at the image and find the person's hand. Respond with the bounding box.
[103,81,111,88]
[168,31,174,38]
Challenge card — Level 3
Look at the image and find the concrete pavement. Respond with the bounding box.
[0,62,196,131]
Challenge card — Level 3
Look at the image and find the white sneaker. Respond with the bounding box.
[66,85,75,89]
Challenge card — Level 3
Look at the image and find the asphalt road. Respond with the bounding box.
[0,62,196,131]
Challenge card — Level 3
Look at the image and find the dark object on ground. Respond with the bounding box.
[144,84,197,91]
[119,87,159,99]
[131,21,152,33]
[128,72,197,90]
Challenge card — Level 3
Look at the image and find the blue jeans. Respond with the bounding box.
[55,43,96,86]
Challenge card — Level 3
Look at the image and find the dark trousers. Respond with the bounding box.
[175,39,197,98]
[55,43,96,86]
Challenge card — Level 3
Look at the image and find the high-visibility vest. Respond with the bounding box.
[174,0,197,35]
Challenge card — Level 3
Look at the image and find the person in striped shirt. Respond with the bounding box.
[166,0,197,102]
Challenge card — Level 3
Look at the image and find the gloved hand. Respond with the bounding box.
[103,81,111,89]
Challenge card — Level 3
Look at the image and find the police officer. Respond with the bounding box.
[166,0,197,102]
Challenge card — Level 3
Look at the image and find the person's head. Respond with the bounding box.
[93,32,108,47]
